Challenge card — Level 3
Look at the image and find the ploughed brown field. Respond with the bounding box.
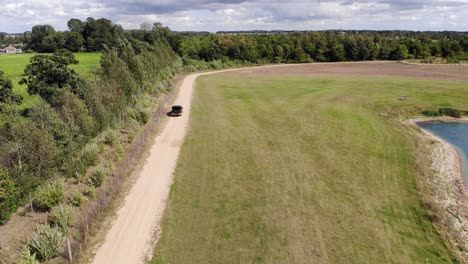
[220,61,468,81]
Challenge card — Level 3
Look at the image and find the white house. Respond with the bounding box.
[4,45,17,53]
[1,45,21,54]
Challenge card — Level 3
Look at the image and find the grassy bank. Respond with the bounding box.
[0,52,101,108]
[153,75,468,263]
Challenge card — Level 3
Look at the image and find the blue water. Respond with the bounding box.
[417,122,468,184]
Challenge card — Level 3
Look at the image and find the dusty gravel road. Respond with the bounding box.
[91,73,202,264]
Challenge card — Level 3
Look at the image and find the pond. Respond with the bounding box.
[417,122,468,183]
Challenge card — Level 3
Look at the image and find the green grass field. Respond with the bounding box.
[0,52,101,108]
[153,75,468,263]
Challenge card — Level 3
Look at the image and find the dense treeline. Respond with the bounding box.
[27,18,124,52]
[0,22,180,223]
[153,31,468,63]
[3,19,467,64]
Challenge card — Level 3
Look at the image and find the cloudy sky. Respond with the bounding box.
[1,0,468,33]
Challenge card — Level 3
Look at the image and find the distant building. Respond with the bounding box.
[1,45,21,54]
[4,46,16,53]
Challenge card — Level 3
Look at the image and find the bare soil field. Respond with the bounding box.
[220,61,468,81]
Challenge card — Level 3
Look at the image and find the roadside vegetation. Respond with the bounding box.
[0,20,182,263]
[153,75,468,263]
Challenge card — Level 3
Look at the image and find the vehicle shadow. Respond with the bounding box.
[166,112,181,117]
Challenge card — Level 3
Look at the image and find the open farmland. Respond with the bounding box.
[153,63,468,264]
[0,52,101,108]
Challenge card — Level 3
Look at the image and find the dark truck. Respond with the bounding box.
[168,105,183,116]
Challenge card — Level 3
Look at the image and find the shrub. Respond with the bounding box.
[87,166,106,188]
[128,130,137,143]
[136,108,150,125]
[82,142,100,166]
[103,129,118,145]
[114,144,125,160]
[128,118,140,130]
[0,168,19,224]
[422,109,441,117]
[50,204,74,234]
[28,225,65,261]
[183,65,197,73]
[439,108,462,118]
[33,180,65,210]
[85,186,97,198]
[73,170,85,183]
[18,246,40,264]
[71,192,87,207]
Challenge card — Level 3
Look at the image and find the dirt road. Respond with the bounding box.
[91,73,202,264]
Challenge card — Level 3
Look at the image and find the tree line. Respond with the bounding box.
[157,31,468,63]
[0,21,180,223]
[3,19,467,64]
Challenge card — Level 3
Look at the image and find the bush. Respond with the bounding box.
[439,108,462,118]
[136,108,150,125]
[82,142,100,166]
[128,118,140,130]
[128,130,137,143]
[0,168,19,224]
[103,129,118,145]
[33,180,65,210]
[18,246,40,264]
[28,225,65,261]
[85,186,97,198]
[114,144,125,160]
[183,65,197,73]
[87,166,106,188]
[50,204,74,234]
[422,109,441,117]
[70,192,87,207]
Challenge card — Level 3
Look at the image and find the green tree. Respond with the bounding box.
[40,32,65,53]
[64,31,84,52]
[0,69,22,104]
[29,25,56,52]
[0,168,16,203]
[391,44,409,60]
[19,51,84,103]
[67,18,85,32]
[329,43,346,61]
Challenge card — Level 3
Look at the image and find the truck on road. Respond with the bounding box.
[168,105,183,116]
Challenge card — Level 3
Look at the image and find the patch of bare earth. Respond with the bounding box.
[220,61,468,81]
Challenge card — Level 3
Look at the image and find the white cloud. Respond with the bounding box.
[0,0,467,32]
